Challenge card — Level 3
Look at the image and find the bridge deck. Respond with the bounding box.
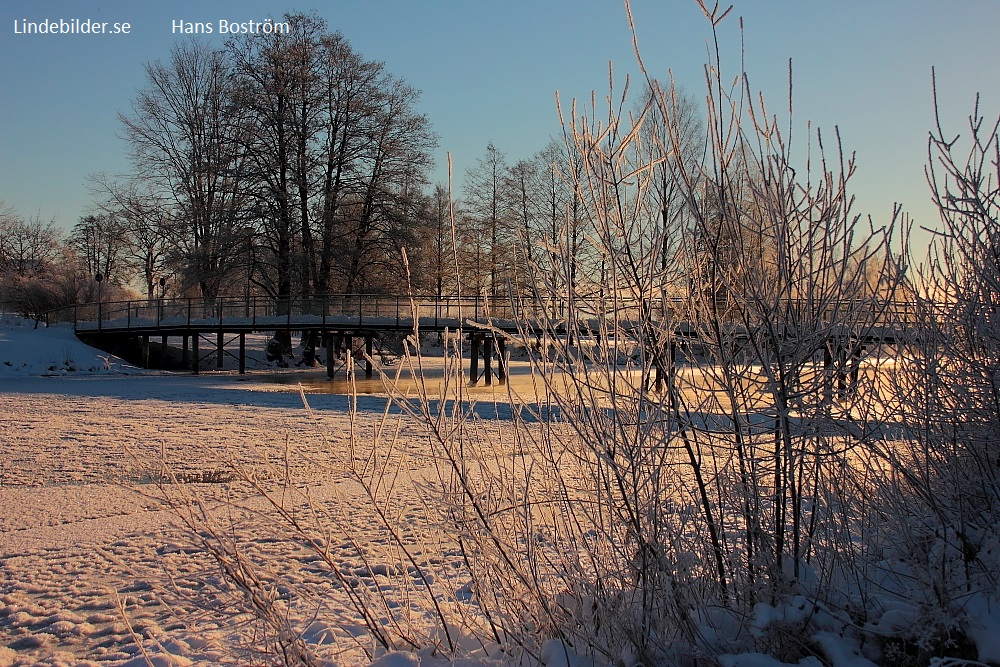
[45,294,914,343]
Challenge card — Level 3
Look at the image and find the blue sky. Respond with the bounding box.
[1,1,998,253]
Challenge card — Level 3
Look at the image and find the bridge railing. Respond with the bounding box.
[44,294,925,334]
[45,294,533,332]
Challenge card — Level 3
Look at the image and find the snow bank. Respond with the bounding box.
[0,315,138,376]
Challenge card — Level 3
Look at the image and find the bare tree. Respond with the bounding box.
[462,143,512,298]
[0,210,62,279]
[120,41,250,298]
[314,32,383,294]
[89,175,176,298]
[69,214,132,287]
[0,207,87,323]
[228,13,326,300]
[337,76,435,294]
[637,81,703,276]
[419,184,458,298]
[228,17,435,298]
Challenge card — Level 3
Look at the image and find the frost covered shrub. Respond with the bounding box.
[415,2,910,663]
[867,75,1000,664]
[418,6,1000,667]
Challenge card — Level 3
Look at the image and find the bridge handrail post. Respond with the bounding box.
[396,296,400,329]
[187,299,192,328]
[358,294,363,328]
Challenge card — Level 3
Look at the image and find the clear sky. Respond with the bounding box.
[1,0,998,254]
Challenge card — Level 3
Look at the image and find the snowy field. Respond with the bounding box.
[0,319,453,665]
[0,318,558,667]
[4,317,1000,667]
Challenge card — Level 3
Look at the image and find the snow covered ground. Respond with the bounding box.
[0,318,421,665]
[4,317,1000,667]
[0,317,544,666]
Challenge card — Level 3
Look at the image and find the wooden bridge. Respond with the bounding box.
[44,294,917,385]
[44,294,551,382]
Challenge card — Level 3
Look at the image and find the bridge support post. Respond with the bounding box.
[469,334,481,385]
[216,331,224,369]
[849,343,865,395]
[305,332,317,367]
[192,333,199,374]
[239,333,246,375]
[365,334,373,379]
[655,340,677,392]
[141,335,149,369]
[326,333,336,379]
[483,335,493,386]
[497,338,507,385]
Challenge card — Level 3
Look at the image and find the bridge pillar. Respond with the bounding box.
[305,332,318,367]
[141,335,149,369]
[483,335,494,386]
[823,341,833,404]
[239,333,246,375]
[365,334,373,379]
[216,331,224,369]
[823,340,853,403]
[497,338,507,385]
[192,333,199,374]
[650,339,676,392]
[849,343,865,395]
[469,334,481,385]
[326,333,336,379]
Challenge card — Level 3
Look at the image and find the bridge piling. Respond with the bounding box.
[216,332,224,369]
[497,338,507,384]
[469,334,481,385]
[239,334,246,375]
[483,336,493,386]
[326,333,335,379]
[651,339,677,392]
